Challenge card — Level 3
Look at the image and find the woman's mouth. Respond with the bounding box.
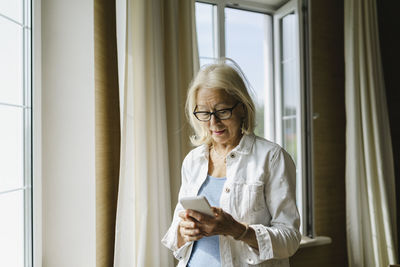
[213,129,225,135]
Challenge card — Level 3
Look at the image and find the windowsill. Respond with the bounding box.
[299,235,332,249]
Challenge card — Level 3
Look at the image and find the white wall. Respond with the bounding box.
[40,0,95,266]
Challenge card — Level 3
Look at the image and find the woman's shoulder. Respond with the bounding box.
[182,144,208,164]
[188,144,208,156]
[253,134,295,167]
[253,134,282,153]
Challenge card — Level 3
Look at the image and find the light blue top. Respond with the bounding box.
[187,175,227,267]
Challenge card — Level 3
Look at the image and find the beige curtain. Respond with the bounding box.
[345,0,398,266]
[113,0,199,266]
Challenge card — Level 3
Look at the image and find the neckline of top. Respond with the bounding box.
[207,174,227,180]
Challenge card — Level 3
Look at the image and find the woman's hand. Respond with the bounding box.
[179,207,245,240]
[178,210,204,246]
[178,211,204,242]
[178,208,259,250]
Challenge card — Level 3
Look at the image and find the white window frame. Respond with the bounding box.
[273,0,309,236]
[0,0,33,266]
[32,0,42,266]
[195,0,313,236]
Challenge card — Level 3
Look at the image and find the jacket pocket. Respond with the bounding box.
[231,182,266,219]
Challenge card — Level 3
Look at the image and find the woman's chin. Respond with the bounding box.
[211,133,229,143]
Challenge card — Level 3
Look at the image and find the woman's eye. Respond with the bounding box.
[197,113,210,119]
[217,110,229,115]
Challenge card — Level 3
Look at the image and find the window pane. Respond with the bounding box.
[195,2,217,61]
[199,57,217,67]
[0,16,23,105]
[225,8,272,138]
[282,14,295,62]
[282,61,297,116]
[0,190,24,267]
[0,105,24,192]
[281,14,297,117]
[0,0,23,23]
[283,117,297,165]
[280,12,301,228]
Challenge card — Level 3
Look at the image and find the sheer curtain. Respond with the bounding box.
[113,0,198,266]
[345,0,398,266]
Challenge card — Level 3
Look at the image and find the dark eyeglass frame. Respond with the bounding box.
[193,102,241,122]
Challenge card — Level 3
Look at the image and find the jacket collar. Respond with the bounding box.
[197,133,256,159]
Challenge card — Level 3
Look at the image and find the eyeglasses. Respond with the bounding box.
[193,102,240,122]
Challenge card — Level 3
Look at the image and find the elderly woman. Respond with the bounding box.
[162,61,301,266]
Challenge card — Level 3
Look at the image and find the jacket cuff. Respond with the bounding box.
[161,219,192,261]
[249,224,273,260]
[173,241,192,261]
[243,224,301,264]
[239,224,273,265]
[161,220,179,251]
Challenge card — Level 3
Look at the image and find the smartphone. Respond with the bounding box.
[179,196,214,217]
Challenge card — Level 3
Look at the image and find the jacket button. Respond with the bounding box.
[225,187,230,193]
[230,153,235,158]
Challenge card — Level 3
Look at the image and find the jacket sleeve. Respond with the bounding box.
[161,154,193,261]
[242,147,301,264]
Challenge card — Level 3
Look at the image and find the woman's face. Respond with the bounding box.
[196,87,244,146]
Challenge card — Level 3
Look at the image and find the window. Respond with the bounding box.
[195,0,312,236]
[0,0,33,266]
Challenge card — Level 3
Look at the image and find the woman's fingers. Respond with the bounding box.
[181,227,201,236]
[186,209,213,222]
[183,233,203,242]
[179,209,202,219]
[179,220,197,229]
[196,207,235,236]
[211,207,223,217]
[179,221,203,242]
[179,218,201,234]
[179,208,234,237]
[178,210,188,219]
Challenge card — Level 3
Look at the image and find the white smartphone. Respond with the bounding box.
[179,196,214,217]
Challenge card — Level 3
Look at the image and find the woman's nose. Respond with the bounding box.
[209,113,221,125]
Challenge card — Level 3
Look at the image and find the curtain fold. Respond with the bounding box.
[94,0,121,266]
[163,0,199,211]
[345,0,398,266]
[114,0,198,266]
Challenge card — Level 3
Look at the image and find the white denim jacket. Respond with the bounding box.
[161,134,301,267]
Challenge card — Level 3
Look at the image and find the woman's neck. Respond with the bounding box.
[211,134,243,155]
